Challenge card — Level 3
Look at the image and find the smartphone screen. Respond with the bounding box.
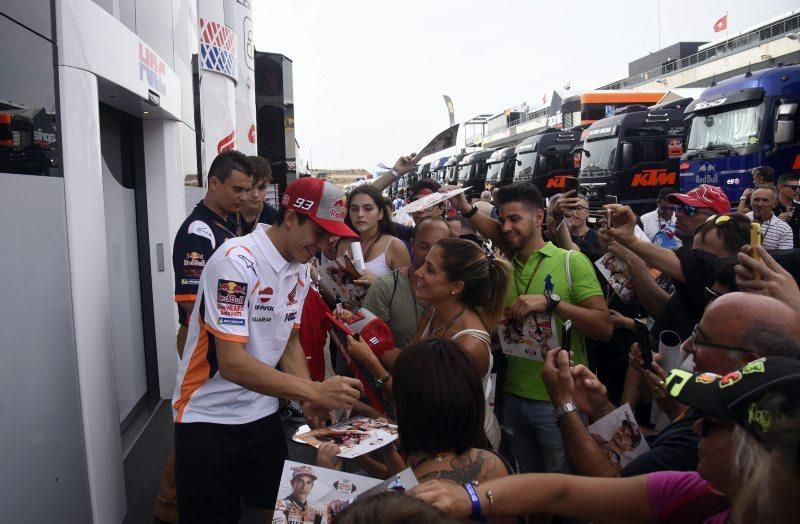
[634,318,653,370]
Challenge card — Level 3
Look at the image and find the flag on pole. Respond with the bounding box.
[443,95,455,127]
[713,14,728,33]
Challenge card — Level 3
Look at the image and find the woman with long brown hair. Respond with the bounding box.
[345,237,512,448]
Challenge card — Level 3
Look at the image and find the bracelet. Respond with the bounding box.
[462,205,479,218]
[485,490,494,514]
[389,168,401,180]
[462,481,482,520]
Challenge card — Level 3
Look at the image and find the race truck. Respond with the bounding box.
[429,156,450,184]
[513,128,582,197]
[444,152,469,186]
[456,148,495,199]
[485,146,517,189]
[576,100,690,213]
[680,65,800,204]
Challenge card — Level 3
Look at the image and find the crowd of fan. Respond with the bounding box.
[162,150,800,523]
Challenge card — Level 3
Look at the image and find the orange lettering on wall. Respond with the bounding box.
[631,169,677,187]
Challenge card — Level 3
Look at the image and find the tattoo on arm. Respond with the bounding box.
[416,451,498,484]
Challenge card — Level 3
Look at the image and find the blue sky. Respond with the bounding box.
[254,1,797,170]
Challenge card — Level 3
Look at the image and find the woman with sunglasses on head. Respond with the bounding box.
[410,356,800,523]
[344,237,512,449]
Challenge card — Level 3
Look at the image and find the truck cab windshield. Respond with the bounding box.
[687,100,765,151]
[580,137,616,174]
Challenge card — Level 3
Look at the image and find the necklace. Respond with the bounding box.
[429,306,467,336]
[362,232,384,262]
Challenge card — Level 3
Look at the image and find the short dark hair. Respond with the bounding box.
[657,187,678,201]
[751,166,775,183]
[274,206,308,226]
[495,182,545,211]
[207,150,253,182]
[712,258,739,293]
[778,173,799,186]
[621,419,642,448]
[247,155,272,184]
[409,178,441,199]
[393,338,487,455]
[335,491,457,524]
[345,184,395,236]
[693,213,750,256]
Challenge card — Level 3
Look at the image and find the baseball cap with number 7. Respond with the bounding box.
[281,178,359,238]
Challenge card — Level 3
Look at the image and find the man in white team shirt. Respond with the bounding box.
[746,185,794,250]
[172,177,363,523]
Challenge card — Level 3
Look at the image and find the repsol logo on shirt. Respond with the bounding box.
[631,169,676,187]
[255,304,274,311]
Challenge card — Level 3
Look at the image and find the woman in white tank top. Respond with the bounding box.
[344,237,512,450]
[345,185,409,284]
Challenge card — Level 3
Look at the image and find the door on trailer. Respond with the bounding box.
[99,109,148,425]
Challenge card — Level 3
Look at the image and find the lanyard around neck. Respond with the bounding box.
[514,255,546,297]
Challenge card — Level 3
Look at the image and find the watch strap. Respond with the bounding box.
[552,401,579,424]
[462,205,479,218]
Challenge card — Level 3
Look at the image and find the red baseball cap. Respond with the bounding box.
[343,308,395,358]
[281,178,358,238]
[666,184,730,215]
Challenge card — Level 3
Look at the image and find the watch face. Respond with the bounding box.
[550,293,561,302]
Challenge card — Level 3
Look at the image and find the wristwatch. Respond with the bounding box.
[546,293,561,313]
[461,205,479,218]
[375,373,391,390]
[552,401,579,424]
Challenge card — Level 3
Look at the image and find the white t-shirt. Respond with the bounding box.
[640,209,678,243]
[172,225,309,424]
[746,212,795,250]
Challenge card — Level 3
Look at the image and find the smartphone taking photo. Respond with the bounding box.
[560,319,572,351]
[634,318,653,371]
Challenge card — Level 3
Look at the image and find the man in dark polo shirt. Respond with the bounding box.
[154,149,253,524]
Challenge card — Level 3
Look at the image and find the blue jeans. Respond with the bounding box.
[502,394,571,473]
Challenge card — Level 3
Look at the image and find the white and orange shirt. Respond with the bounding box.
[172,225,309,424]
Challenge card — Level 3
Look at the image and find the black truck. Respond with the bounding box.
[457,149,496,199]
[576,100,690,213]
[513,128,582,197]
[444,152,469,185]
[485,146,517,189]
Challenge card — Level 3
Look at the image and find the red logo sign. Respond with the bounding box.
[258,287,273,304]
[248,124,256,144]
[287,282,299,305]
[217,131,235,153]
[330,197,346,220]
[546,176,567,189]
[631,169,677,187]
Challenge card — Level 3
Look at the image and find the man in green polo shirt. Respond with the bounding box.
[452,182,612,473]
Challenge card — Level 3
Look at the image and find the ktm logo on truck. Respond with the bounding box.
[631,169,676,187]
[546,176,568,189]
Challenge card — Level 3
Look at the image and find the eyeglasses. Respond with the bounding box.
[657,206,676,213]
[675,203,700,217]
[574,205,588,211]
[782,184,800,191]
[690,324,749,353]
[703,286,720,304]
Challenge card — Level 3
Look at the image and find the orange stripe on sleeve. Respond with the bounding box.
[175,294,197,303]
[174,322,211,422]
[226,245,255,257]
[206,325,249,344]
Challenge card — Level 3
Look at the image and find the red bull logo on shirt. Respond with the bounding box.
[217,279,247,306]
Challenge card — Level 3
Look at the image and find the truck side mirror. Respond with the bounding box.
[774,103,798,146]
[621,142,633,168]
